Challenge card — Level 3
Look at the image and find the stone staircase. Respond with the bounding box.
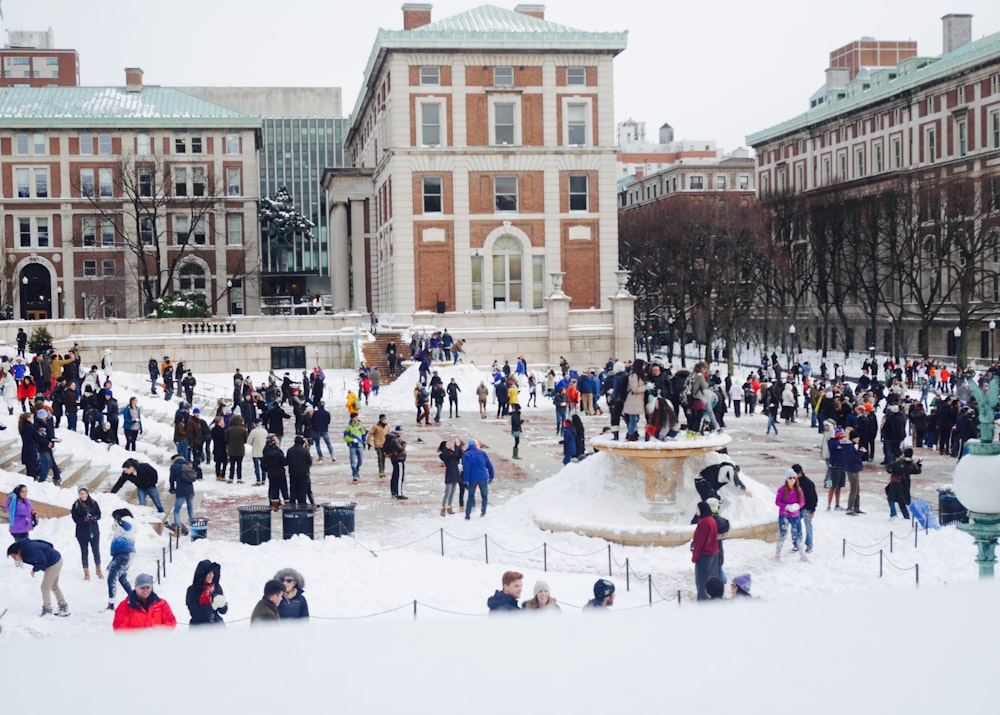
[361,331,411,385]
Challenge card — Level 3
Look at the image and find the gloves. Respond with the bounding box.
[212,594,227,610]
[488,478,494,484]
[786,503,800,514]
[168,488,175,495]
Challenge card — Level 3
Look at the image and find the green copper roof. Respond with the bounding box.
[746,29,1000,146]
[349,4,627,126]
[0,87,261,128]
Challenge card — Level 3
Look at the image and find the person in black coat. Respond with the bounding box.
[886,448,922,519]
[286,435,314,506]
[439,440,463,515]
[71,486,102,580]
[792,464,818,553]
[186,559,228,626]
[110,458,165,513]
[273,567,309,620]
[262,435,289,510]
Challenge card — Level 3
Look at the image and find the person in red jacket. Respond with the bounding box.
[112,573,177,631]
[691,501,719,602]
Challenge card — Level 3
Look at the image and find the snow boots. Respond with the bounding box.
[95,565,103,579]
[512,447,520,460]
[271,500,281,513]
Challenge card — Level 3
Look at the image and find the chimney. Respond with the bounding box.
[942,13,973,54]
[402,3,433,30]
[514,4,545,20]
[125,67,143,93]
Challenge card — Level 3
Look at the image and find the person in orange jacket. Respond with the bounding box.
[112,573,177,631]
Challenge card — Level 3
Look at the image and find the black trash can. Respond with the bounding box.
[938,487,969,525]
[323,502,357,537]
[190,518,209,541]
[238,505,273,545]
[282,505,316,540]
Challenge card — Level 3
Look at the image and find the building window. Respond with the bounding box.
[689,176,704,190]
[471,255,483,310]
[494,66,514,87]
[193,217,207,244]
[874,143,883,173]
[102,259,116,276]
[716,175,727,190]
[227,215,243,246]
[15,167,48,198]
[82,217,96,247]
[35,218,48,247]
[16,133,44,155]
[893,138,902,168]
[178,263,206,292]
[778,169,786,192]
[174,168,188,196]
[838,154,847,179]
[568,175,588,211]
[98,133,112,155]
[958,85,966,105]
[958,119,968,157]
[494,176,518,212]
[226,167,241,196]
[566,102,587,145]
[491,235,522,309]
[494,102,516,145]
[79,133,94,155]
[83,260,97,277]
[926,96,934,114]
[80,169,95,198]
[191,136,203,154]
[927,127,937,163]
[739,175,750,190]
[175,215,190,244]
[419,66,440,85]
[856,149,865,177]
[137,133,152,155]
[175,136,187,154]
[225,134,240,154]
[993,74,1000,96]
[567,66,586,86]
[823,158,831,184]
[532,255,544,309]
[422,176,442,213]
[33,133,45,154]
[420,102,442,146]
[18,218,31,248]
[101,219,115,246]
[138,167,153,197]
[192,167,206,197]
[99,168,113,197]
[140,216,154,246]
[993,110,1000,149]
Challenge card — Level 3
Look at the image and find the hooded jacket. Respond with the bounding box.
[16,539,61,572]
[113,591,177,631]
[462,442,494,483]
[487,590,519,614]
[262,441,287,480]
[185,559,227,626]
[6,490,33,536]
[273,568,309,619]
[226,415,247,457]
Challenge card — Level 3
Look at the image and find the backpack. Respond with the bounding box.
[679,374,695,409]
[178,462,198,483]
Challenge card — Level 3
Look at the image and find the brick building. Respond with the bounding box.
[618,148,756,209]
[0,69,261,319]
[1,29,79,88]
[324,3,628,315]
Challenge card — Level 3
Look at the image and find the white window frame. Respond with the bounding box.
[417,99,444,147]
[226,167,241,196]
[568,175,588,211]
[80,168,95,198]
[190,136,203,154]
[739,175,750,190]
[993,74,1000,96]
[140,216,155,246]
[15,166,48,198]
[98,168,113,198]
[82,217,96,247]
[893,138,902,169]
[419,66,440,86]
[874,142,883,173]
[717,174,728,190]
[16,132,45,155]
[992,110,1000,149]
[97,133,112,155]
[489,97,521,146]
[178,263,207,292]
[193,216,208,245]
[494,66,514,87]
[566,66,586,86]
[422,176,443,213]
[175,215,190,245]
[494,175,518,212]
[957,119,968,157]
[83,259,97,277]
[100,218,115,246]
[17,216,49,248]
[490,235,523,310]
[79,133,94,155]
[137,133,152,155]
[227,215,243,246]
[138,166,153,197]
[856,148,865,177]
[926,127,937,164]
[102,259,116,276]
[689,175,705,190]
[563,98,591,147]
[225,134,240,155]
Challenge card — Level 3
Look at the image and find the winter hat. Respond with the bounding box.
[888,405,899,413]
[865,403,874,412]
[193,408,201,414]
[613,361,625,374]
[785,468,797,479]
[834,428,845,438]
[378,414,386,420]
[593,579,616,600]
[732,573,752,595]
[35,409,50,420]
[394,425,404,433]
[135,573,154,588]
[533,581,550,597]
[706,497,721,513]
[273,567,305,590]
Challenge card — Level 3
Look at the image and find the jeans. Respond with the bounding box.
[465,480,489,518]
[733,400,741,418]
[434,403,443,422]
[228,457,243,480]
[175,441,190,460]
[150,375,158,393]
[555,409,566,432]
[776,515,803,556]
[173,494,195,525]
[253,457,263,482]
[801,510,814,550]
[349,444,363,478]
[889,501,911,519]
[442,482,458,508]
[314,432,334,459]
[626,413,639,437]
[124,429,139,451]
[66,412,78,432]
[107,552,132,601]
[76,529,101,568]
[766,413,779,435]
[137,487,165,513]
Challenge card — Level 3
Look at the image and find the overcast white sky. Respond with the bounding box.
[4,0,1000,152]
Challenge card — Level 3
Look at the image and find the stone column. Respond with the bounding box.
[349,198,368,312]
[330,201,350,311]
[545,272,571,365]
[610,270,636,360]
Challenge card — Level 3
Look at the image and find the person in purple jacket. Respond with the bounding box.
[6,484,36,541]
[775,472,807,562]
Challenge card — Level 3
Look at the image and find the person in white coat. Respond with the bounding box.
[0,363,16,416]
[246,418,269,486]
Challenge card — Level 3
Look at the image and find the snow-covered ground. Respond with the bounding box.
[1,357,997,711]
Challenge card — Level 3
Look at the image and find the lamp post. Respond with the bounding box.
[226,279,232,317]
[789,324,797,362]
[56,285,62,319]
[81,292,88,320]
[888,315,894,363]
[667,317,675,363]
[990,320,996,365]
[955,326,963,366]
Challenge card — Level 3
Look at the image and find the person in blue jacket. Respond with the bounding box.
[487,570,522,614]
[462,439,495,519]
[7,539,70,617]
[560,419,577,464]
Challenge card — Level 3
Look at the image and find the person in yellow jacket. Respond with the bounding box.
[346,391,361,415]
[343,413,367,482]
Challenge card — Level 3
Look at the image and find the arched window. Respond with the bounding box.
[491,235,522,309]
[178,263,206,293]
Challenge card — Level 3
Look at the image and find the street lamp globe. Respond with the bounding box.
[789,324,796,335]
[955,326,963,338]
[991,320,996,331]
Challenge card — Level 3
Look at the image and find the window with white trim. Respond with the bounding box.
[568,175,588,211]
[739,175,750,190]
[140,216,154,246]
[192,216,207,245]
[926,127,937,163]
[471,255,483,310]
[494,176,518,212]
[419,66,440,85]
[227,215,243,246]
[80,169,94,198]
[566,102,587,146]
[419,101,442,146]
[567,67,586,86]
[102,259,116,276]
[138,167,153,197]
[422,176,442,213]
[958,119,968,157]
[192,167,206,197]
[958,85,966,105]
[689,175,704,190]
[82,217,96,246]
[175,215,190,244]
[137,133,152,155]
[178,263,206,291]
[17,217,49,248]
[494,102,516,145]
[83,260,97,277]
[101,218,114,246]
[99,168,113,197]
[494,66,513,87]
[993,74,1000,96]
[98,133,112,155]
[226,167,241,196]
[717,175,728,190]
[191,136,203,154]
[16,133,45,155]
[175,135,187,154]
[856,148,865,177]
[15,167,48,198]
[874,143,883,173]
[174,167,187,196]
[225,134,240,155]
[823,158,831,184]
[531,255,544,309]
[79,133,94,155]
[893,138,902,169]
[992,110,1000,149]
